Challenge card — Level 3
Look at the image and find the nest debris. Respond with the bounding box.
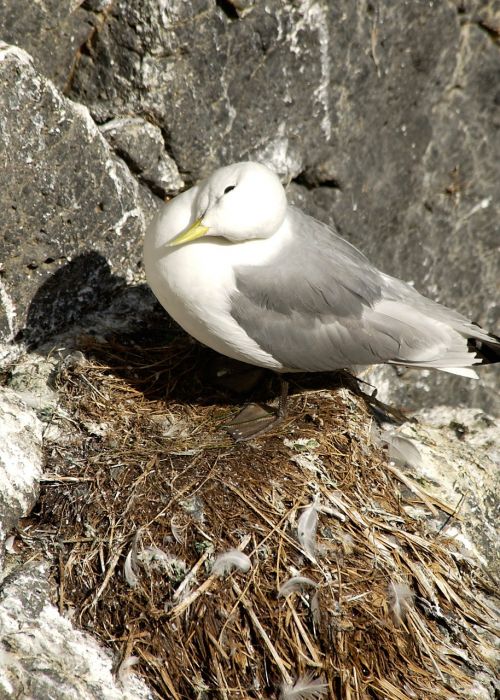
[15,332,498,699]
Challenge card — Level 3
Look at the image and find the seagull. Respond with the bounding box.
[143,161,499,439]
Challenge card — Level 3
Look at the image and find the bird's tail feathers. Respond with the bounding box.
[440,366,479,379]
[377,297,499,377]
[390,333,499,378]
[467,334,500,365]
[389,361,480,379]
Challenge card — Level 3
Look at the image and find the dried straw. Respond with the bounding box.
[20,333,498,699]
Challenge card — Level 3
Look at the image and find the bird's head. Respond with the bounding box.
[168,161,287,246]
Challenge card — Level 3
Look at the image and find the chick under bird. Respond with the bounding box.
[144,161,499,439]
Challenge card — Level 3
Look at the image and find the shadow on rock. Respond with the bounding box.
[14,250,403,421]
[16,252,128,348]
[75,327,399,422]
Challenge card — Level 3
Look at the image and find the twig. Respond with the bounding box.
[286,599,323,665]
[386,463,448,517]
[225,482,312,561]
[58,551,65,615]
[437,492,467,534]
[232,581,292,685]
[169,536,251,619]
[173,545,214,600]
[91,541,127,607]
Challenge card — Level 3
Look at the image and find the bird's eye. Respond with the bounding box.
[224,185,236,194]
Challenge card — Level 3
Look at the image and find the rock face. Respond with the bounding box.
[1,5,498,695]
[1,1,498,409]
[0,43,157,346]
[0,562,152,700]
[100,117,184,197]
[0,0,96,91]
[0,389,43,543]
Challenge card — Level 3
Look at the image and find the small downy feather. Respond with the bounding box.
[5,535,17,554]
[139,546,187,577]
[278,575,318,598]
[117,654,140,682]
[281,673,328,700]
[123,549,139,588]
[140,546,173,566]
[297,501,319,560]
[212,549,252,577]
[123,529,142,587]
[387,581,414,625]
[310,590,321,626]
[170,516,184,544]
[381,431,423,470]
[339,532,354,555]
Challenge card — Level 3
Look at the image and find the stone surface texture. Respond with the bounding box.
[0,0,498,409]
[0,562,152,699]
[381,406,500,577]
[0,389,43,541]
[0,43,157,346]
[1,3,498,695]
[0,0,96,91]
[100,117,185,197]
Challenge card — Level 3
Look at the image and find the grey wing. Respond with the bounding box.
[230,207,487,372]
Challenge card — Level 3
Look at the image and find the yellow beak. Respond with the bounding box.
[168,218,209,246]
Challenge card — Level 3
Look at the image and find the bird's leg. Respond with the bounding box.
[277,378,289,418]
[224,377,289,441]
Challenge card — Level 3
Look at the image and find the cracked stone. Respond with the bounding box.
[0,389,43,544]
[0,561,153,699]
[0,43,158,346]
[100,117,184,197]
[0,0,96,91]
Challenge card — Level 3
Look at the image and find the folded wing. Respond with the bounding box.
[230,207,497,374]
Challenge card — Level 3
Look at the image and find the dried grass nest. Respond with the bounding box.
[20,333,498,699]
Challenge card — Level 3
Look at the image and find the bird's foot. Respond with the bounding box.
[224,403,283,441]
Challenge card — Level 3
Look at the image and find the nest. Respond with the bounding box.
[21,330,498,699]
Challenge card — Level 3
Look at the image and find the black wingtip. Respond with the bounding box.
[467,335,500,365]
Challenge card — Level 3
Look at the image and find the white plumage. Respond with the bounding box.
[144,161,498,383]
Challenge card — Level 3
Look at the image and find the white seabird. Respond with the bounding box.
[144,161,499,438]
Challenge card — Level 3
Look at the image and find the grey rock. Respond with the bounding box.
[6,353,59,415]
[66,0,499,411]
[67,0,326,180]
[84,0,114,11]
[0,43,158,346]
[100,117,184,197]
[0,561,153,699]
[0,0,95,91]
[379,406,500,577]
[364,362,499,418]
[0,389,43,543]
